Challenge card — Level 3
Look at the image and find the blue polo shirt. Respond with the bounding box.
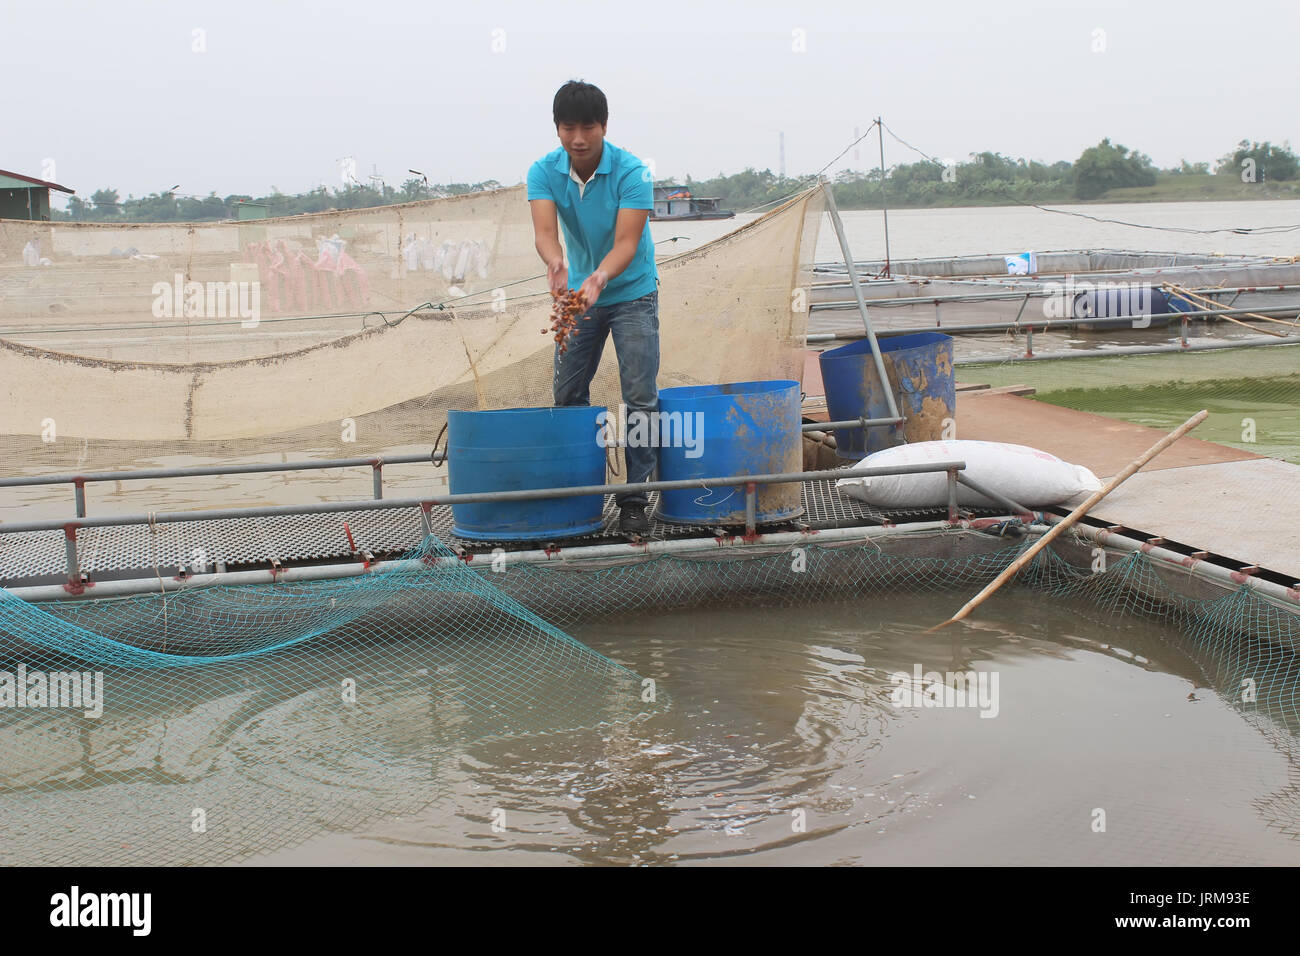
[526,141,658,305]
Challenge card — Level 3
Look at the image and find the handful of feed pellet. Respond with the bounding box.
[544,288,589,354]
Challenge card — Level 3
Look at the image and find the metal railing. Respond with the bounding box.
[2,423,916,522]
[809,282,1300,311]
[802,417,903,433]
[0,452,444,516]
[0,452,1039,596]
[6,520,985,604]
[806,302,1300,342]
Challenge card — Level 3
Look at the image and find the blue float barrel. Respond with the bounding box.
[1073,284,1174,331]
[447,406,606,540]
[818,331,956,460]
[655,379,803,525]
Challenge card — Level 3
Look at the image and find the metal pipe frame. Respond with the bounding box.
[801,417,903,433]
[1053,517,1300,611]
[875,115,892,276]
[805,325,1298,345]
[806,302,1300,337]
[0,461,969,536]
[0,452,441,490]
[953,473,1034,519]
[809,282,1300,310]
[954,334,1300,365]
[819,181,902,421]
[1012,293,1030,327]
[4,518,988,603]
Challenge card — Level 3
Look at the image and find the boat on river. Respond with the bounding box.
[650,185,734,221]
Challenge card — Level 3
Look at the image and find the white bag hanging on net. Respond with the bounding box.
[835,440,1102,508]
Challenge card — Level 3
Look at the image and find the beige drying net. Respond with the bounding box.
[0,184,825,519]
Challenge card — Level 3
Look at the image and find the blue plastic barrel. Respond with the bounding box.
[1073,285,1178,331]
[655,380,804,526]
[447,406,607,540]
[819,331,955,460]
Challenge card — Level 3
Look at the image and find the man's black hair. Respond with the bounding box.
[553,80,608,126]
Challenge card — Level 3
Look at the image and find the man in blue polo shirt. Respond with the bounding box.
[527,79,659,536]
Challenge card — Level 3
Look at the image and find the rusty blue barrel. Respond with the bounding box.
[447,406,606,540]
[655,380,804,526]
[819,331,955,459]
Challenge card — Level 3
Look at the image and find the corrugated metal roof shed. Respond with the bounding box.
[0,167,75,221]
[0,168,75,194]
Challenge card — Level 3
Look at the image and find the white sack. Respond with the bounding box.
[835,440,1101,508]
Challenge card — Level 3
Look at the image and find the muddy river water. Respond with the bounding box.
[242,592,1300,866]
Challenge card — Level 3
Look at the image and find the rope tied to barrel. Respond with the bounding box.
[431,421,449,469]
[599,420,621,478]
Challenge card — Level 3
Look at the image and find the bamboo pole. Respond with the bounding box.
[1162,283,1293,337]
[926,409,1209,632]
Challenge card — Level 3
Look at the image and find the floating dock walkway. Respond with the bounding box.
[0,462,1012,603]
[0,353,1294,619]
[803,352,1300,589]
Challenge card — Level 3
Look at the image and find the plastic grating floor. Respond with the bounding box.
[0,475,988,586]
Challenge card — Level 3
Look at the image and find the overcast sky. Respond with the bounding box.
[6,0,1297,203]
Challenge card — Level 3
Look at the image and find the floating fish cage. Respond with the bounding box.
[806,248,1300,361]
[1,448,1295,625]
[0,446,1297,868]
[6,187,1295,868]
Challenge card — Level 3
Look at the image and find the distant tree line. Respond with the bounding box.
[51,139,1299,222]
[683,138,1300,211]
[57,178,502,222]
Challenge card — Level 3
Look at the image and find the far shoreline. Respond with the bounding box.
[807,185,1300,213]
[829,195,1300,212]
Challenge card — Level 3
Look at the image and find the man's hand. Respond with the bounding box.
[577,268,608,309]
[547,257,568,296]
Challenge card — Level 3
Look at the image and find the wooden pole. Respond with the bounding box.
[1163,283,1291,337]
[926,409,1209,632]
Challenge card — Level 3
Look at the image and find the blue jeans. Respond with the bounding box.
[553,289,659,507]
